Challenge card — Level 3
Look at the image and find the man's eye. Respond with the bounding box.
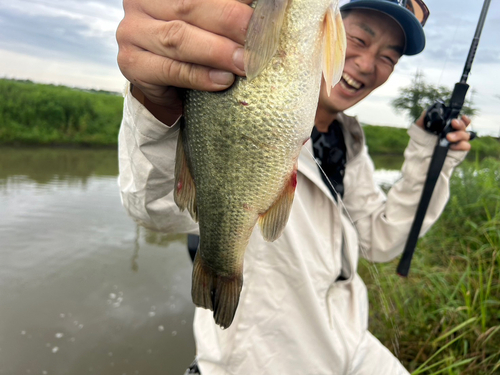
[347,34,365,46]
[382,56,395,66]
[353,37,365,45]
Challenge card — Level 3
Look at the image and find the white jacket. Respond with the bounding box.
[118,91,466,375]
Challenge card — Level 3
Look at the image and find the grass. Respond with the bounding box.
[362,124,500,160]
[1,79,499,156]
[0,79,123,146]
[363,124,410,154]
[359,157,500,374]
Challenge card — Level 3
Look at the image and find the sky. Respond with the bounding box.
[0,0,499,136]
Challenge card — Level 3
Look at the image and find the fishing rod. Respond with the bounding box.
[397,0,492,277]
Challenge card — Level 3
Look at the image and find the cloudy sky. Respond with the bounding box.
[0,0,498,136]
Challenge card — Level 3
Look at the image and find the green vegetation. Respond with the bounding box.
[360,157,500,374]
[0,79,123,146]
[363,124,500,160]
[1,79,498,158]
[363,124,409,154]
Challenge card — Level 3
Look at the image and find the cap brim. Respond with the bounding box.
[340,0,425,55]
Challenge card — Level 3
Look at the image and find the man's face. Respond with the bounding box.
[318,9,405,113]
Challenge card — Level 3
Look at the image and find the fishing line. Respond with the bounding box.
[305,146,402,355]
[437,22,461,87]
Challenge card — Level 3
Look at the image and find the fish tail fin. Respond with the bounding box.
[192,252,243,329]
[322,2,346,96]
[258,165,297,242]
[212,273,243,330]
[174,121,198,222]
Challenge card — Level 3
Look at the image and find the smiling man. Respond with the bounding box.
[317,8,406,123]
[116,0,472,374]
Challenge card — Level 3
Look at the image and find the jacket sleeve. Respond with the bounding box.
[118,89,199,235]
[342,123,466,263]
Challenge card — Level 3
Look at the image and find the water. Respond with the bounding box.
[371,155,403,190]
[0,148,195,375]
[0,148,403,375]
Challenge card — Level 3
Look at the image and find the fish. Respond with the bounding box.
[174,0,346,329]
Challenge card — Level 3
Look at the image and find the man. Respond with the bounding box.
[116,0,473,373]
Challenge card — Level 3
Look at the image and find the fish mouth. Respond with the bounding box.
[339,72,364,94]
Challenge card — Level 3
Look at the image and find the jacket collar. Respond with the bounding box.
[335,112,364,160]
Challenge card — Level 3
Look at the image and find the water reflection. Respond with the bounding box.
[131,225,140,273]
[371,154,404,171]
[371,155,404,192]
[0,147,195,375]
[0,147,118,184]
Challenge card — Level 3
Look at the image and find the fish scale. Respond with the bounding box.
[174,0,346,329]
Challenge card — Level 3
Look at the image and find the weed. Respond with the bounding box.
[360,158,500,374]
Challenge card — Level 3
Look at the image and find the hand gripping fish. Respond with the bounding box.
[174,0,346,329]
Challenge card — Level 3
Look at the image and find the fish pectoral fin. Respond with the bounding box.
[244,0,290,81]
[174,123,198,222]
[322,3,346,96]
[258,168,297,242]
[192,252,243,330]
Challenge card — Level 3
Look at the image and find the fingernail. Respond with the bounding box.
[233,48,245,72]
[209,70,234,86]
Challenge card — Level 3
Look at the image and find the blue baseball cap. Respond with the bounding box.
[340,0,427,56]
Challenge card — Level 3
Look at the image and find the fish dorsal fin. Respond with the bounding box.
[174,121,198,222]
[322,3,346,96]
[244,0,290,81]
[258,166,297,242]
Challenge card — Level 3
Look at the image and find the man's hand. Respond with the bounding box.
[116,0,253,125]
[416,112,473,152]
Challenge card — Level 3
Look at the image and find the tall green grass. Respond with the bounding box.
[1,79,499,155]
[363,124,410,154]
[0,79,123,146]
[360,157,500,374]
[363,124,500,160]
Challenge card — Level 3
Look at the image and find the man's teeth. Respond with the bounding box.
[342,73,362,89]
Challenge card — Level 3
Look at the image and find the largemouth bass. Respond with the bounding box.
[174,0,346,329]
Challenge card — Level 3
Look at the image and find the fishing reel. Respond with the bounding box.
[423,100,477,141]
[423,100,449,135]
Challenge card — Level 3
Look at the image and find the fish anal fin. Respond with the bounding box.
[258,167,297,242]
[244,0,290,81]
[174,125,198,222]
[322,3,346,96]
[192,253,243,329]
[192,252,214,312]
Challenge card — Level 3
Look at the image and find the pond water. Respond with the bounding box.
[0,147,403,375]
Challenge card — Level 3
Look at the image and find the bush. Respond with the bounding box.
[362,124,409,154]
[0,79,123,146]
[362,123,500,160]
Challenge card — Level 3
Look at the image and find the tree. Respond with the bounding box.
[391,70,478,122]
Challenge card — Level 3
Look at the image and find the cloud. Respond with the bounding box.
[0,0,498,135]
[0,0,122,67]
[416,2,500,66]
